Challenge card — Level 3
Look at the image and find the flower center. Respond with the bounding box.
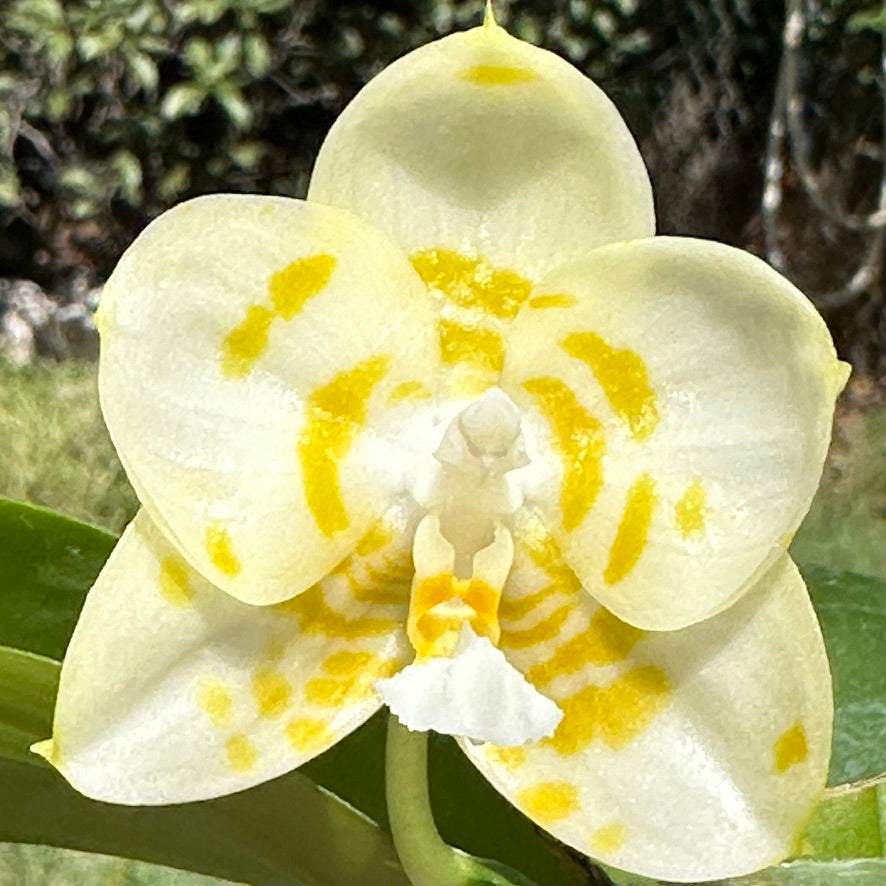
[375,389,563,745]
[409,388,527,658]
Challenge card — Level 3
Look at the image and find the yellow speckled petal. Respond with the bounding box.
[99,194,441,605]
[502,236,848,629]
[40,510,411,804]
[308,24,653,283]
[465,540,832,882]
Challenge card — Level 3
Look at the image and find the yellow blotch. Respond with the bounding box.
[563,332,659,441]
[355,524,392,556]
[500,603,573,650]
[486,745,527,770]
[590,822,627,855]
[546,666,671,755]
[221,305,273,378]
[226,734,257,772]
[286,717,333,753]
[305,659,398,708]
[322,650,376,677]
[411,248,533,320]
[527,608,644,688]
[297,355,390,536]
[252,669,292,718]
[775,723,808,772]
[389,380,432,404]
[275,586,398,638]
[206,523,241,577]
[522,529,581,591]
[460,64,538,86]
[408,574,502,657]
[348,571,409,606]
[438,319,505,374]
[499,584,557,623]
[198,682,232,728]
[159,554,194,607]
[517,782,578,824]
[675,480,707,538]
[269,254,336,320]
[528,294,578,310]
[604,474,656,585]
[523,377,605,531]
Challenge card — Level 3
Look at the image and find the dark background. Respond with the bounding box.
[2,0,884,382]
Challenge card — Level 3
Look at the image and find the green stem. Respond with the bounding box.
[385,714,472,886]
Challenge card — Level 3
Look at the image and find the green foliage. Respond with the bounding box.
[0,843,239,886]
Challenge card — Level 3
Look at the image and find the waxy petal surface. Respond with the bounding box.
[42,510,412,804]
[309,23,654,284]
[99,194,440,604]
[503,237,848,629]
[466,532,832,882]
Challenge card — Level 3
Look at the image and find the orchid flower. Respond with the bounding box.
[34,10,848,884]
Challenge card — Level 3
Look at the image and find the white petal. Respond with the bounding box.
[465,536,833,883]
[309,23,653,283]
[99,194,441,604]
[502,236,848,629]
[375,626,561,745]
[42,511,411,804]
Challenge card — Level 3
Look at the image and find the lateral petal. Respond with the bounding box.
[99,194,440,604]
[502,236,848,629]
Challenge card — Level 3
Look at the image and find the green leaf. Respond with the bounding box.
[0,498,115,660]
[803,567,886,785]
[0,646,58,764]
[0,843,241,885]
[796,778,885,861]
[0,756,410,886]
[160,83,206,120]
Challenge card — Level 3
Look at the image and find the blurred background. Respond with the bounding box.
[0,0,883,578]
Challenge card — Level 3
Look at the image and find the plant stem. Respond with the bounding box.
[385,714,472,886]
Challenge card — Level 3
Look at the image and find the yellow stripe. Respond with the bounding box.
[604,474,657,584]
[411,248,533,320]
[252,669,292,718]
[499,583,557,623]
[675,479,706,537]
[528,294,578,310]
[159,554,194,607]
[221,253,336,378]
[206,523,241,576]
[523,377,605,531]
[563,332,659,441]
[517,782,578,824]
[222,305,273,378]
[274,587,398,638]
[500,603,573,650]
[527,608,644,688]
[270,254,336,319]
[298,356,389,536]
[388,380,432,404]
[438,319,505,373]
[545,666,671,754]
[460,65,538,86]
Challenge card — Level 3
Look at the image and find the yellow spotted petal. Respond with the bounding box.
[99,194,441,605]
[464,538,832,882]
[308,23,653,284]
[502,237,848,629]
[39,510,411,804]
